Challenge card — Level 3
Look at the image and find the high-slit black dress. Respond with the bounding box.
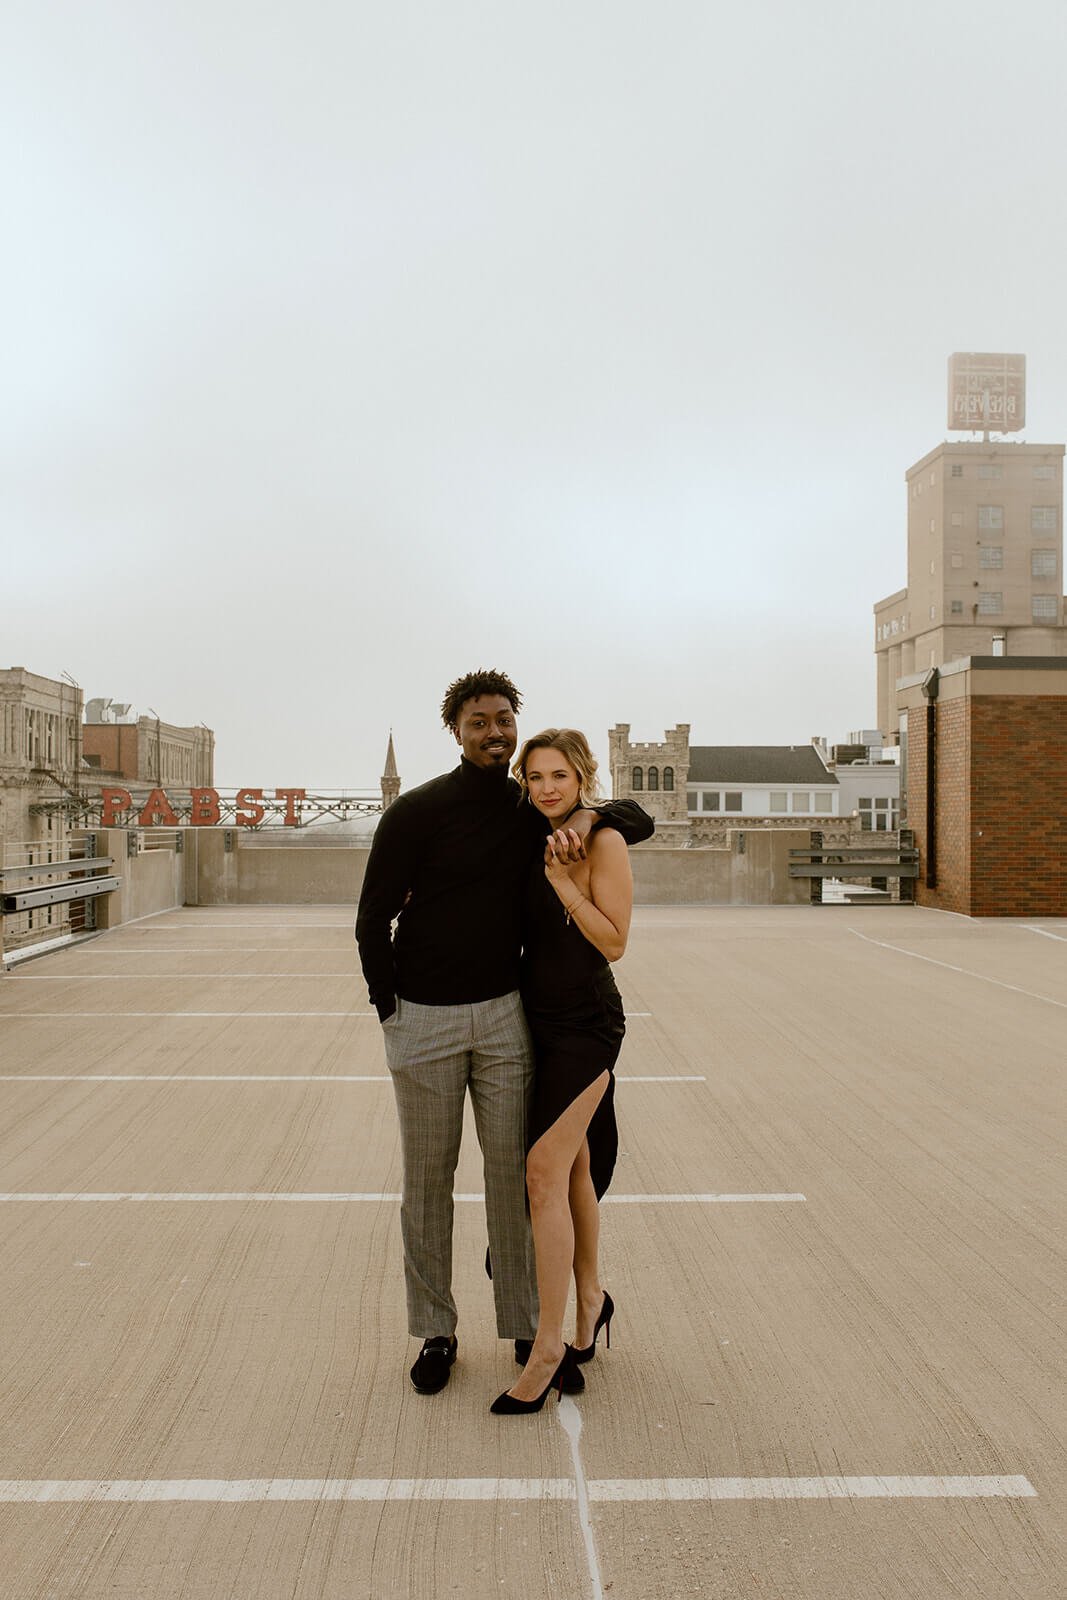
[520,860,626,1200]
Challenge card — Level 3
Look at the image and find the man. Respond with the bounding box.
[355,669,653,1395]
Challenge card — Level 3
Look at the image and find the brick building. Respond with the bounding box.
[82,701,214,788]
[898,656,1067,915]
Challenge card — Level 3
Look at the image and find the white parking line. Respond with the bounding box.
[0,1474,1035,1504]
[0,1073,701,1084]
[0,1191,804,1204]
[0,1075,393,1083]
[1021,924,1067,943]
[0,1011,652,1019]
[0,1012,374,1019]
[848,928,1067,1013]
[558,1400,603,1600]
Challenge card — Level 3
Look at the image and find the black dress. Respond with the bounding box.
[520,860,626,1200]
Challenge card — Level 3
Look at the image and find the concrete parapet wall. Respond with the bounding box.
[630,830,810,905]
[189,830,368,905]
[93,830,184,930]
[182,830,811,908]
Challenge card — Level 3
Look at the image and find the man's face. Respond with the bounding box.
[454,694,518,769]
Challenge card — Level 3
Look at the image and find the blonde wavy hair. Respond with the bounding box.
[513,728,602,809]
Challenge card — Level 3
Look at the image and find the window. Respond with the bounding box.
[930,520,936,534]
[686,791,699,812]
[979,546,1003,568]
[1033,464,1056,479]
[978,464,1003,478]
[929,560,936,575]
[703,792,720,811]
[950,553,963,567]
[1032,549,1057,577]
[978,506,1003,530]
[631,766,643,791]
[814,792,834,811]
[950,600,963,614]
[977,592,1003,614]
[1032,506,1058,531]
[791,792,810,812]
[951,512,963,526]
[951,464,963,477]
[858,795,898,833]
[929,605,936,620]
[647,766,659,791]
[1032,595,1058,620]
[663,767,674,792]
[769,793,787,813]
[724,792,742,812]
[930,471,936,485]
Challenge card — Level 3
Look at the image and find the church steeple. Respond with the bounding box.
[381,731,400,809]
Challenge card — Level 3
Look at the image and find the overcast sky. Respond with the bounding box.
[6,1,1067,790]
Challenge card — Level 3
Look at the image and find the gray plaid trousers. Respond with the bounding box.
[382,991,539,1339]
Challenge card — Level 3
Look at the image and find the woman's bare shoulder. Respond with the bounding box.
[588,824,629,864]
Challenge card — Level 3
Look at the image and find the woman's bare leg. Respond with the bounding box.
[569,1140,605,1349]
[508,1072,609,1402]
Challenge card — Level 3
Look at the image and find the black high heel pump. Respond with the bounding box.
[489,1347,579,1415]
[573,1291,614,1365]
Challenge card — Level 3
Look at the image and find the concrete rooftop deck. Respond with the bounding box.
[0,904,1064,1598]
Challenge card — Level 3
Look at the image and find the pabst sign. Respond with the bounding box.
[101,787,306,827]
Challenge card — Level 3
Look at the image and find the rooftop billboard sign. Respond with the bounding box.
[948,352,1025,433]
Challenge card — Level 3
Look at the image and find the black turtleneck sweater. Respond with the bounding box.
[355,758,653,1017]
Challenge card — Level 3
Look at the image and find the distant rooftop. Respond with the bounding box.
[688,745,836,785]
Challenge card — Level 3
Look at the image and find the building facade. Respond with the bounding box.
[898,656,1067,915]
[83,703,214,788]
[874,440,1066,737]
[608,726,897,844]
[0,668,84,851]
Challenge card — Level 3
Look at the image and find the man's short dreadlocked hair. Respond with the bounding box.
[440,669,522,732]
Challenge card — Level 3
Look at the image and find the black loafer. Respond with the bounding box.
[513,1339,584,1394]
[410,1335,457,1394]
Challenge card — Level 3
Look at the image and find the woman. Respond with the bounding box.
[490,729,633,1414]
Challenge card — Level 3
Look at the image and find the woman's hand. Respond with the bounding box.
[544,833,578,882]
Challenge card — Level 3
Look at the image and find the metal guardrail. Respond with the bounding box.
[788,847,919,879]
[790,830,918,905]
[0,841,121,921]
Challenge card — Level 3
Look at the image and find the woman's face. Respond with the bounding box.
[524,746,581,823]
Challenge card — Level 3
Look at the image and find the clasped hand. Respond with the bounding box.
[544,827,585,880]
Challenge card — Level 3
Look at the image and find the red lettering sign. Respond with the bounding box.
[235,787,265,827]
[190,788,221,826]
[275,787,306,826]
[138,788,180,827]
[101,787,133,827]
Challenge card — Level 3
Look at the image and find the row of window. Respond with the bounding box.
[916,465,1057,493]
[940,549,1057,573]
[929,508,1058,532]
[972,506,1059,530]
[950,464,1057,480]
[942,595,1060,619]
[686,790,837,814]
[631,766,674,792]
[964,548,1059,574]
